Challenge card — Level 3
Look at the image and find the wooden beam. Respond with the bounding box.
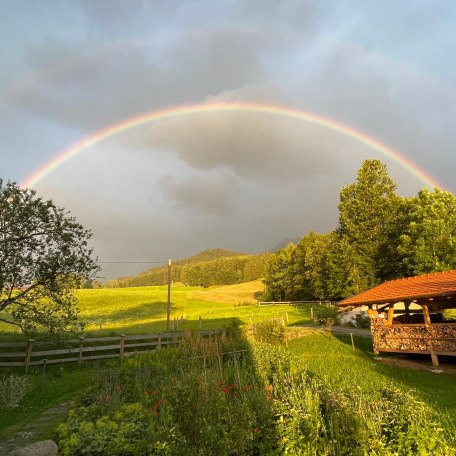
[429,349,439,367]
[422,305,431,326]
[387,306,395,325]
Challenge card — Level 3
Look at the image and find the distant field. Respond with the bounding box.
[0,281,313,338]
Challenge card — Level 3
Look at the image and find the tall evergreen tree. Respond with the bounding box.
[338,159,401,288]
[399,188,456,274]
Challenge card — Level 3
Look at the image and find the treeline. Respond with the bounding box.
[264,160,456,301]
[105,249,270,288]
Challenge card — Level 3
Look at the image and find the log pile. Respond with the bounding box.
[371,318,456,353]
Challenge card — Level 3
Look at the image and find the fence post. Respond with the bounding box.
[119,334,125,359]
[310,307,314,324]
[78,337,85,363]
[39,359,47,395]
[157,333,162,350]
[199,316,202,328]
[350,332,355,351]
[25,339,34,373]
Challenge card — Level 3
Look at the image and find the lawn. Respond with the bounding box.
[288,330,456,444]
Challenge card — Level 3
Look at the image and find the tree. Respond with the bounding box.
[264,244,296,301]
[399,188,456,275]
[0,180,99,335]
[338,159,401,288]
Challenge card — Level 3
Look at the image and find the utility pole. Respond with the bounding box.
[166,258,172,331]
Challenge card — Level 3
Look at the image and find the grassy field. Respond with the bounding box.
[0,281,313,339]
[288,331,456,443]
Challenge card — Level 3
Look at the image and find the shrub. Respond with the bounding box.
[250,319,287,344]
[355,312,371,328]
[313,305,339,327]
[0,373,31,409]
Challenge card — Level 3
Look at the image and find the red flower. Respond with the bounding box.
[151,390,158,395]
[265,384,273,390]
[242,387,249,393]
[222,388,229,394]
[252,428,259,433]
[159,399,167,404]
[266,395,272,399]
[229,383,236,389]
[233,392,239,398]
[220,381,225,386]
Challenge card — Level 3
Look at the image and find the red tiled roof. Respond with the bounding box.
[338,270,456,307]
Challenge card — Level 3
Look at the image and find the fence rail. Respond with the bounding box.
[0,330,221,371]
[258,301,335,306]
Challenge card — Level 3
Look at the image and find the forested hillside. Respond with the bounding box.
[105,249,271,288]
[264,159,456,301]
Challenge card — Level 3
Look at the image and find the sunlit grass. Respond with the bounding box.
[0,282,312,339]
[289,331,456,443]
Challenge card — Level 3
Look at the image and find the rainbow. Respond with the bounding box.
[21,101,441,189]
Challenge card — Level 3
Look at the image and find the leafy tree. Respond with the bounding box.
[0,180,99,335]
[399,188,456,274]
[338,159,401,288]
[243,253,271,281]
[264,244,296,301]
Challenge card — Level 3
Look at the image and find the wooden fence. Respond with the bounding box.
[0,330,221,372]
[258,301,335,307]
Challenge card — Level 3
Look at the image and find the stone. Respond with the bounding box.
[8,440,58,456]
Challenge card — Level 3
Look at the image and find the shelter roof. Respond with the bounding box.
[339,270,456,308]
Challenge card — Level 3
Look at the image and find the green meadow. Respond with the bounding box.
[1,281,455,453]
[0,281,312,339]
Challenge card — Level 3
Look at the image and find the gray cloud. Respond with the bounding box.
[159,173,239,216]
[2,1,455,279]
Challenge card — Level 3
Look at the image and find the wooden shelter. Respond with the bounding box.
[339,270,456,366]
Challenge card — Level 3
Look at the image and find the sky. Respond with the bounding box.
[1,1,455,280]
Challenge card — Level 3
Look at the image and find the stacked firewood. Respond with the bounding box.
[371,318,456,352]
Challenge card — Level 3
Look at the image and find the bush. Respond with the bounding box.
[0,373,31,409]
[355,312,371,328]
[251,319,287,344]
[313,305,339,327]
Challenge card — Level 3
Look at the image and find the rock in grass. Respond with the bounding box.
[8,440,58,456]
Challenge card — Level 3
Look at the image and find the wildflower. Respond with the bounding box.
[233,392,239,398]
[151,390,158,395]
[242,387,249,393]
[220,381,225,386]
[159,399,167,404]
[144,391,148,395]
[114,384,121,392]
[266,395,273,399]
[229,383,236,389]
[222,388,229,394]
[252,428,259,433]
[265,384,273,390]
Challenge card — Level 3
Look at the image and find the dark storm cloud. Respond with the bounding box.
[159,173,239,216]
[9,26,264,131]
[2,1,456,279]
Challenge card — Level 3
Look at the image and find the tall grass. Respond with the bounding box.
[55,327,455,455]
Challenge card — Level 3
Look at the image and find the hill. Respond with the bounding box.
[104,249,271,288]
